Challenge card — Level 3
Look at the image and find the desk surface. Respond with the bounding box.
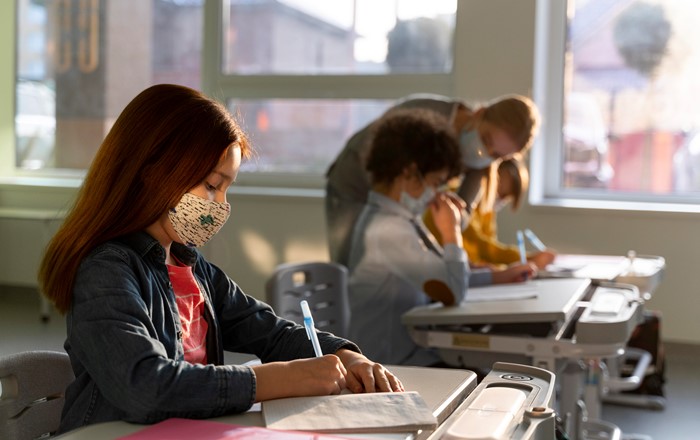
[55,365,478,440]
[544,253,632,280]
[403,278,592,327]
[544,253,666,295]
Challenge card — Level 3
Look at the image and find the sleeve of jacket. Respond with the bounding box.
[68,247,261,423]
[370,215,469,305]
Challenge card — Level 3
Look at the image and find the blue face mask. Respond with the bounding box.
[400,185,436,217]
[460,129,495,170]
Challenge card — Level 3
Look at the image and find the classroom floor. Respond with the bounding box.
[2,286,699,439]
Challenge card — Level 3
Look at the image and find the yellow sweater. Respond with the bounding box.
[424,208,521,267]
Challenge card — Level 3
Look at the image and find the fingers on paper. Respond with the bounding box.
[344,370,365,394]
[385,369,405,392]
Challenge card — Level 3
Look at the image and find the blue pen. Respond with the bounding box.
[516,230,527,265]
[300,300,323,357]
[524,228,547,252]
[516,230,529,281]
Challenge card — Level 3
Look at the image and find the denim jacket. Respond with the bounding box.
[59,231,358,433]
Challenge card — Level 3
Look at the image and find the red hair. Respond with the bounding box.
[39,84,250,314]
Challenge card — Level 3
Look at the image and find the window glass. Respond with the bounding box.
[14,0,454,175]
[222,0,456,75]
[231,99,391,173]
[564,0,700,196]
[15,0,204,171]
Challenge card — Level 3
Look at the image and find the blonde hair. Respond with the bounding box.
[476,155,529,214]
[481,94,540,151]
[498,157,529,210]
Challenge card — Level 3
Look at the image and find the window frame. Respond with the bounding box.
[531,0,700,214]
[6,0,464,189]
[201,0,458,189]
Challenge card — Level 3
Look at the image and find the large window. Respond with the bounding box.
[534,0,700,210]
[209,0,457,180]
[15,0,205,171]
[13,0,457,182]
[221,0,455,75]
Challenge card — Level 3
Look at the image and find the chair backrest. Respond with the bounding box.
[0,350,74,440]
[266,261,350,338]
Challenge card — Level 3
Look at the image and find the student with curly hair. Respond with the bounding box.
[326,93,540,268]
[346,108,536,366]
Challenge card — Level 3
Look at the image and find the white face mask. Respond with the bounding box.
[460,129,495,170]
[168,192,231,247]
[400,186,436,217]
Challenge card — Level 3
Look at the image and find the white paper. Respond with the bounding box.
[262,391,437,434]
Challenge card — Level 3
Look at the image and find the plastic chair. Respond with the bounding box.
[0,350,74,440]
[266,261,350,338]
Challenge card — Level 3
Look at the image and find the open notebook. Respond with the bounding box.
[262,391,437,434]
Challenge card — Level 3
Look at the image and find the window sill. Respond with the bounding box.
[531,195,700,216]
[0,174,326,219]
[0,175,82,189]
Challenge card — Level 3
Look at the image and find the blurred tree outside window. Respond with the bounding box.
[563,0,700,196]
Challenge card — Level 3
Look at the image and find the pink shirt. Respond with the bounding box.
[167,263,208,364]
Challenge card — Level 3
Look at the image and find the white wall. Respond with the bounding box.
[2,0,698,344]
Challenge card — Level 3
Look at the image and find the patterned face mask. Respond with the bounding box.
[168,193,231,247]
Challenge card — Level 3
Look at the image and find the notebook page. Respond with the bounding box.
[262,391,437,434]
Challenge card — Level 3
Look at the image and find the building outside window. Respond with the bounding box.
[16,0,700,210]
[14,0,456,177]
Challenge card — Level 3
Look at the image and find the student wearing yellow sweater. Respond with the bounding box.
[427,158,556,269]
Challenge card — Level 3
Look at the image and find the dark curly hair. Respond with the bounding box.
[366,108,461,185]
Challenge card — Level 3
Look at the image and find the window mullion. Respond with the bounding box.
[532,0,569,203]
[201,0,225,98]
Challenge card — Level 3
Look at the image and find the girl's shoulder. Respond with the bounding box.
[82,232,163,268]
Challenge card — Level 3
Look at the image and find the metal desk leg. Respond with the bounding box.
[603,348,666,410]
[559,360,586,440]
[583,358,604,421]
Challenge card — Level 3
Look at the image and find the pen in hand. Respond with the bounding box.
[300,300,323,357]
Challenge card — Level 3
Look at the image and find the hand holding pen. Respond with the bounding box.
[299,300,404,393]
[522,228,557,269]
[244,300,403,400]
